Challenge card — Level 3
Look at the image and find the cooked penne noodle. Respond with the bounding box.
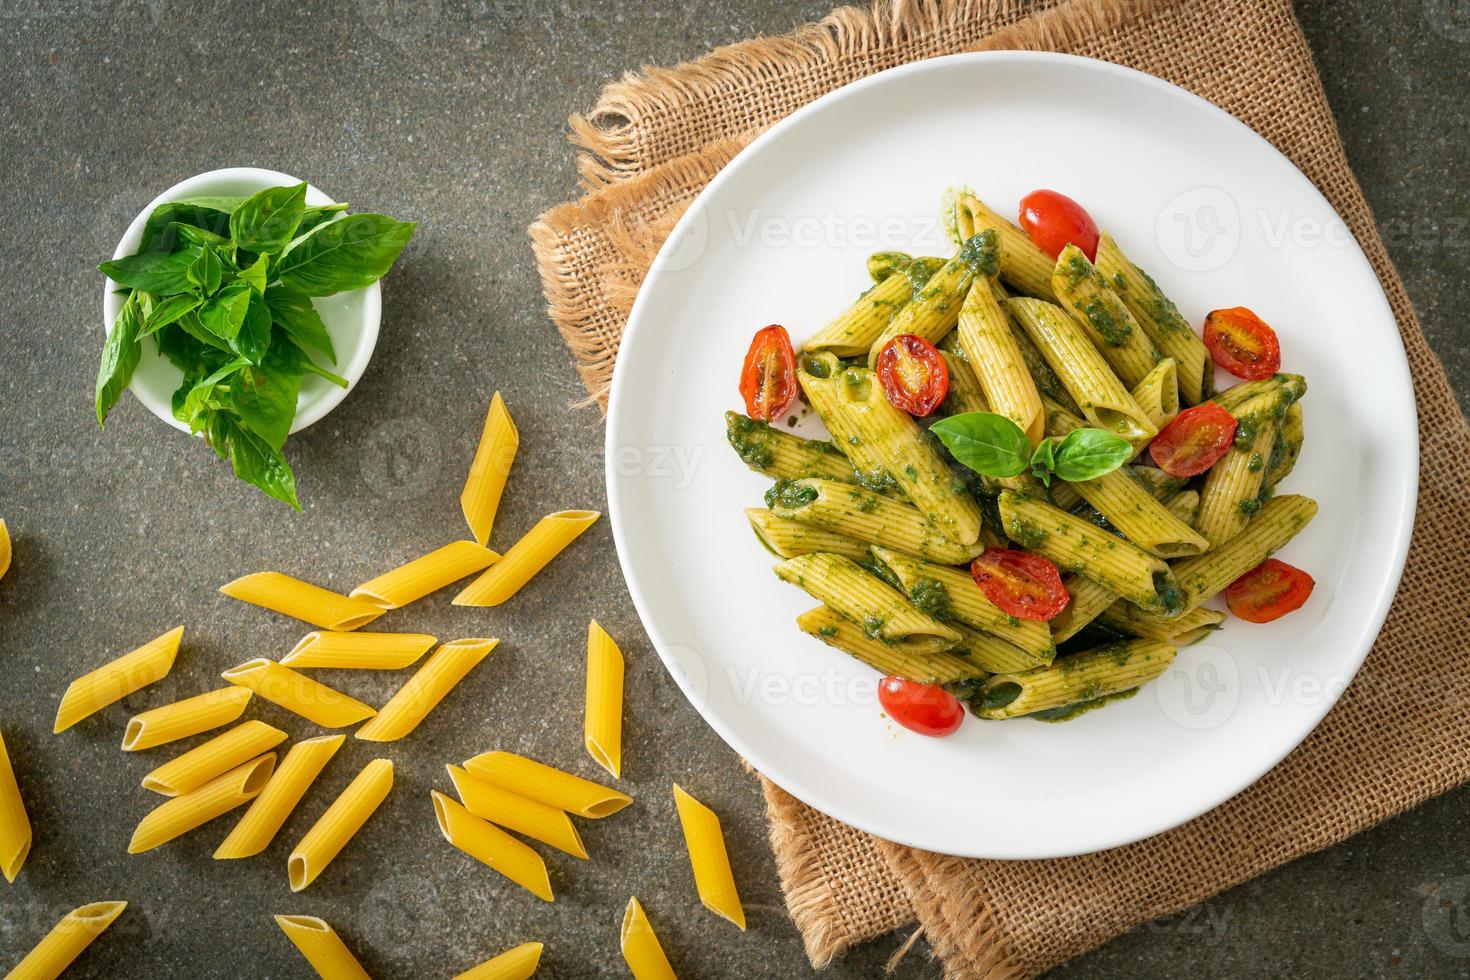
[1051,245,1163,388]
[215,735,345,860]
[803,257,942,356]
[453,511,601,607]
[289,758,393,892]
[744,508,871,561]
[1049,574,1119,644]
[274,915,371,980]
[1265,400,1304,488]
[281,631,438,670]
[453,941,544,980]
[583,621,624,779]
[1093,232,1212,404]
[220,572,383,631]
[0,519,9,582]
[141,720,287,796]
[957,277,1044,444]
[945,189,1056,300]
[462,751,632,819]
[1100,603,1226,642]
[0,731,31,883]
[672,785,745,930]
[937,349,990,414]
[6,901,127,980]
[121,686,253,751]
[1129,357,1180,432]
[726,412,877,488]
[432,791,553,902]
[350,541,500,609]
[867,251,912,281]
[976,638,1177,719]
[356,638,498,742]
[773,553,960,653]
[447,765,588,859]
[796,606,986,683]
[1212,373,1308,414]
[1196,387,1294,547]
[221,659,376,729]
[1169,494,1319,617]
[1166,489,1201,526]
[462,392,520,547]
[867,231,1000,359]
[129,754,276,853]
[796,352,904,495]
[766,479,982,565]
[621,897,677,980]
[53,626,183,733]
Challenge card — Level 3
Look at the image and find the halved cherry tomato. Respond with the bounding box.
[739,324,798,421]
[877,676,965,737]
[1225,558,1315,623]
[1204,307,1281,380]
[1149,402,1238,477]
[875,334,949,416]
[970,548,1069,621]
[1018,189,1100,261]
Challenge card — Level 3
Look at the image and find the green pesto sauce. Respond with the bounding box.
[857,557,902,590]
[1247,453,1264,472]
[861,615,887,641]
[1077,298,1132,347]
[765,478,817,510]
[817,625,839,638]
[980,682,1022,711]
[726,413,776,468]
[1031,687,1139,723]
[910,578,952,620]
[905,257,944,300]
[1006,516,1048,549]
[1063,253,1091,285]
[959,229,1001,277]
[1239,497,1262,516]
[1153,570,1185,613]
[801,356,831,379]
[855,468,899,493]
[868,251,912,282]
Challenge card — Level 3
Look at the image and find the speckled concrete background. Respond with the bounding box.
[0,1,1467,977]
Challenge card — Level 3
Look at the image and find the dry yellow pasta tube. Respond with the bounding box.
[956,277,1044,443]
[462,751,632,818]
[744,508,871,561]
[289,758,393,892]
[54,626,183,733]
[773,553,960,653]
[0,731,31,883]
[432,790,553,902]
[583,621,624,779]
[129,754,276,853]
[795,606,986,683]
[215,735,344,860]
[219,572,383,631]
[621,897,677,980]
[1051,245,1163,388]
[453,942,544,980]
[356,638,498,742]
[766,479,982,565]
[462,392,520,546]
[976,638,1177,719]
[672,784,745,930]
[274,915,371,980]
[121,686,252,751]
[221,659,376,729]
[454,511,601,607]
[6,901,127,980]
[447,764,587,859]
[281,631,438,670]
[803,257,943,356]
[945,189,1056,300]
[1129,357,1180,432]
[0,519,10,582]
[141,720,286,796]
[351,541,500,609]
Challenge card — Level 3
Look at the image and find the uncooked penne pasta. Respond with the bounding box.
[281,631,438,670]
[356,638,498,742]
[274,915,371,980]
[772,553,961,654]
[6,901,127,980]
[447,765,588,859]
[462,751,632,819]
[462,392,520,547]
[744,508,871,561]
[121,686,253,751]
[221,659,376,729]
[1051,244,1163,389]
[957,277,1044,444]
[796,606,986,683]
[453,941,544,980]
[976,638,1177,720]
[220,572,383,631]
[54,626,183,733]
[0,519,10,582]
[802,257,942,356]
[672,785,745,930]
[432,791,553,902]
[583,621,624,779]
[141,720,286,796]
[0,731,31,883]
[351,541,500,609]
[289,759,393,892]
[621,897,677,980]
[129,754,276,853]
[215,735,345,860]
[766,479,982,565]
[453,511,601,607]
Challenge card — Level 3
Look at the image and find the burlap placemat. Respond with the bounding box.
[530,0,1470,975]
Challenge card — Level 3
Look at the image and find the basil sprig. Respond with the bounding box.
[96,183,415,509]
[929,412,1132,486]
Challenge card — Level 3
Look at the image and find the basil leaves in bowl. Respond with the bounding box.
[97,167,414,509]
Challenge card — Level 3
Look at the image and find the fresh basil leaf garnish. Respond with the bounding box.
[929,412,1030,479]
[95,292,144,426]
[139,293,203,338]
[265,284,336,364]
[1052,428,1133,482]
[99,249,198,295]
[230,182,307,254]
[196,281,252,342]
[187,245,223,295]
[276,213,416,296]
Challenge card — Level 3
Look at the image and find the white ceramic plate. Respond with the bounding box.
[607,53,1417,858]
[101,167,380,434]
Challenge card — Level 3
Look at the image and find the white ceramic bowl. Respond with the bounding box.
[100,167,380,434]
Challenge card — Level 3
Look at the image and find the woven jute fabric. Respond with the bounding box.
[530,0,1470,975]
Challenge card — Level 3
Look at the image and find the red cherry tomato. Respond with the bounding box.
[875,334,949,416]
[1018,189,1100,261]
[1203,307,1281,380]
[1149,402,1238,477]
[877,676,965,737]
[1225,558,1315,623]
[970,548,1069,621]
[739,324,798,421]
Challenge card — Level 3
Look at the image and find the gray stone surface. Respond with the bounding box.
[0,1,1466,976]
